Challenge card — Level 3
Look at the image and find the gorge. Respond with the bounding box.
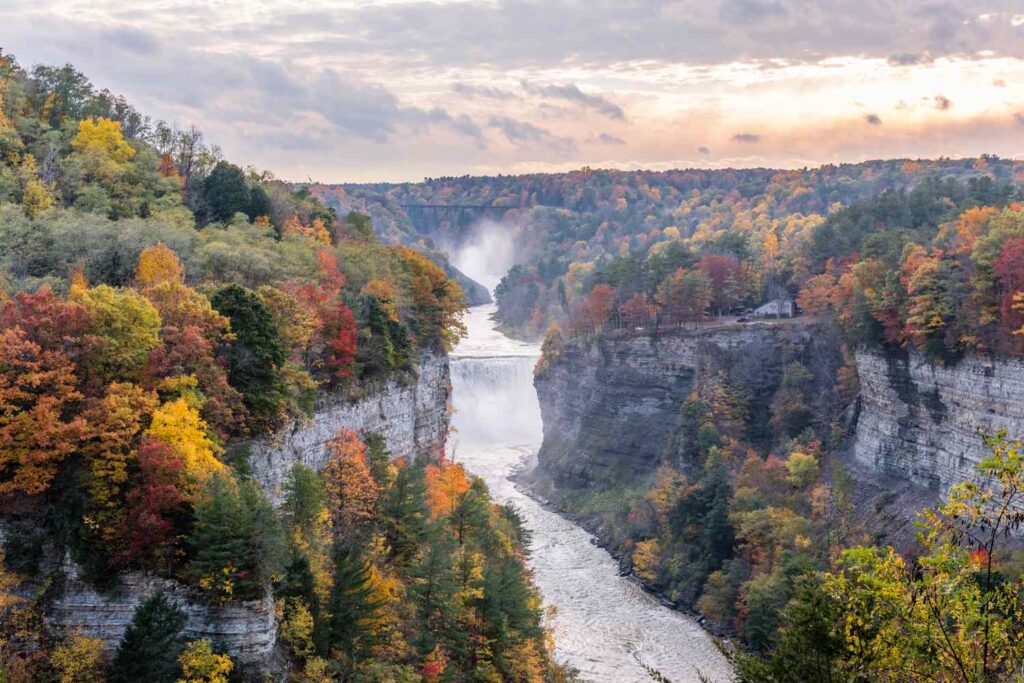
[449,305,731,683]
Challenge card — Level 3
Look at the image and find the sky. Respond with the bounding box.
[3,1,1024,182]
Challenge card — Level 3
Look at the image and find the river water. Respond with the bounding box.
[448,304,732,683]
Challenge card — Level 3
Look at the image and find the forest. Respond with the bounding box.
[0,51,567,681]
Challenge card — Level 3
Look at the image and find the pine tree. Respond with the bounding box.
[187,474,285,603]
[409,522,460,654]
[381,458,428,566]
[109,592,186,683]
[325,543,384,667]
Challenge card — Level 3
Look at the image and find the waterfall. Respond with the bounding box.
[450,355,542,453]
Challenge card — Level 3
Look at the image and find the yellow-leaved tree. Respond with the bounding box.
[146,398,224,490]
[135,242,185,288]
[70,117,135,183]
[177,639,233,683]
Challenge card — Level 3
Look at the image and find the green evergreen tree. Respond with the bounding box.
[325,543,384,667]
[381,458,428,566]
[109,592,186,683]
[187,474,286,602]
[203,161,251,223]
[358,295,396,378]
[363,433,394,490]
[282,462,326,531]
[729,578,851,682]
[247,184,271,221]
[210,283,287,426]
[409,521,460,654]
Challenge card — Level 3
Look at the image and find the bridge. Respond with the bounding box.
[399,203,514,219]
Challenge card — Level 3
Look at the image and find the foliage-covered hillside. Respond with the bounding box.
[0,51,568,681]
[315,159,1024,339]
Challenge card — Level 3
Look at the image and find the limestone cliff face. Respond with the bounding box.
[249,348,451,500]
[47,559,276,664]
[853,349,1024,495]
[534,324,841,488]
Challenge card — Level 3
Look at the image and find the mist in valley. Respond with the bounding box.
[443,218,522,296]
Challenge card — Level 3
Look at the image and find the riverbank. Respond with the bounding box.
[513,462,736,644]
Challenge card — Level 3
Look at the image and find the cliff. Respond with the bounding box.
[47,558,276,664]
[853,349,1024,495]
[534,323,841,488]
[44,350,451,665]
[249,348,451,501]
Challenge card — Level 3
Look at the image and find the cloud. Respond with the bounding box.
[452,83,517,100]
[590,132,626,145]
[865,113,882,125]
[521,81,624,120]
[933,95,952,111]
[993,78,1007,87]
[206,1,1024,71]
[1016,113,1024,126]
[732,133,761,143]
[488,115,577,154]
[719,0,787,25]
[698,146,711,155]
[888,52,928,66]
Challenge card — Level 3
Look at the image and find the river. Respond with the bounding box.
[448,304,732,683]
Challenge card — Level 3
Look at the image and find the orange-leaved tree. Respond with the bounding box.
[323,429,380,538]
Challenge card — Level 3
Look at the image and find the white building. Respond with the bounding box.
[752,298,795,318]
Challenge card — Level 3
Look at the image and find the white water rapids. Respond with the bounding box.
[448,304,732,683]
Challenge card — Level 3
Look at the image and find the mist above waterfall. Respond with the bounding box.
[446,218,520,294]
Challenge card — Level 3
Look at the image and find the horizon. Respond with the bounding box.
[4,1,1024,184]
[319,154,1023,187]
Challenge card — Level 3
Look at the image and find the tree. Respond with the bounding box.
[575,284,614,334]
[902,246,964,362]
[187,473,286,603]
[655,267,712,326]
[425,458,470,520]
[826,434,1024,682]
[177,639,233,683]
[75,284,162,382]
[203,161,250,223]
[79,381,158,552]
[325,543,384,668]
[729,577,849,683]
[146,398,224,490]
[699,253,747,315]
[381,458,429,566]
[248,184,271,221]
[110,592,186,683]
[323,300,358,382]
[322,429,380,539]
[135,241,185,288]
[994,236,1024,352]
[120,439,190,571]
[50,635,104,683]
[619,292,656,328]
[769,362,814,438]
[210,284,287,427]
[0,327,86,495]
[397,246,467,350]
